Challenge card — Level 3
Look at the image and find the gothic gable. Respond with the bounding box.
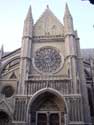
[9,72,17,79]
[0,100,13,115]
[33,6,64,36]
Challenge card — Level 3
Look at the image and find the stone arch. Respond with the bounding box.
[1,56,20,74]
[27,88,68,125]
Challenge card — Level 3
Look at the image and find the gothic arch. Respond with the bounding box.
[27,88,68,124]
[0,100,13,117]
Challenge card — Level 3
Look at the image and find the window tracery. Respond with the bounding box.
[34,47,63,74]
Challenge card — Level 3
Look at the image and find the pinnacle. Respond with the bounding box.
[64,3,71,17]
[25,5,32,20]
[23,5,33,37]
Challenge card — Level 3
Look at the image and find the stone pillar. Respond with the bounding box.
[75,31,91,124]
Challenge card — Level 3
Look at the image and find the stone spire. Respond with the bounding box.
[63,3,74,35]
[64,3,71,17]
[64,3,77,94]
[19,6,33,94]
[23,5,33,37]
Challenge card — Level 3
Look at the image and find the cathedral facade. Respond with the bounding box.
[0,4,94,125]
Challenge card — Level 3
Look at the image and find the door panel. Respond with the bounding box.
[37,113,47,125]
[37,112,60,125]
[49,113,59,125]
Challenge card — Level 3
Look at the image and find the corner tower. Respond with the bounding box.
[63,3,91,124]
[64,3,77,93]
[19,6,33,94]
[64,4,74,35]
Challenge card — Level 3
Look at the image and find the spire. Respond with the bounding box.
[25,6,32,21]
[63,3,74,35]
[23,5,33,37]
[64,3,71,17]
[20,6,33,94]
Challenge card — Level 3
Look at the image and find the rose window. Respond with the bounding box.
[34,47,62,73]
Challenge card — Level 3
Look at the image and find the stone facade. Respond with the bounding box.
[0,4,94,125]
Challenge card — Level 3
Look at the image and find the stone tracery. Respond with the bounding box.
[34,47,62,73]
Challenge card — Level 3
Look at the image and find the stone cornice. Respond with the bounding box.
[32,35,64,43]
[0,79,17,82]
[28,74,71,81]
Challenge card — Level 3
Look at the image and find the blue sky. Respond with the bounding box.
[0,0,94,51]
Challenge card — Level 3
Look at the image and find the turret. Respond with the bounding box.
[64,3,77,94]
[63,3,74,35]
[19,6,33,94]
[64,3,76,56]
[21,6,33,58]
[63,4,91,123]
[23,6,33,37]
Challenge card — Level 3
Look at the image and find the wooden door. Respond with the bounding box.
[49,113,59,125]
[37,113,47,125]
[37,112,60,125]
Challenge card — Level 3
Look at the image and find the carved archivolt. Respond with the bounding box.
[27,88,68,124]
[28,88,68,113]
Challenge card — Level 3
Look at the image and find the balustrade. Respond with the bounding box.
[25,79,73,95]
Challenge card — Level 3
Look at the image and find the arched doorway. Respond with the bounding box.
[0,111,12,125]
[28,88,68,125]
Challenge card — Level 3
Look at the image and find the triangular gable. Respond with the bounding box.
[0,100,12,115]
[33,7,64,36]
[10,72,17,79]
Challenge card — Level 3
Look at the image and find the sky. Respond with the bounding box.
[0,0,94,52]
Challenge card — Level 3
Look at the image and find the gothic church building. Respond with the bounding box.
[0,4,94,125]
